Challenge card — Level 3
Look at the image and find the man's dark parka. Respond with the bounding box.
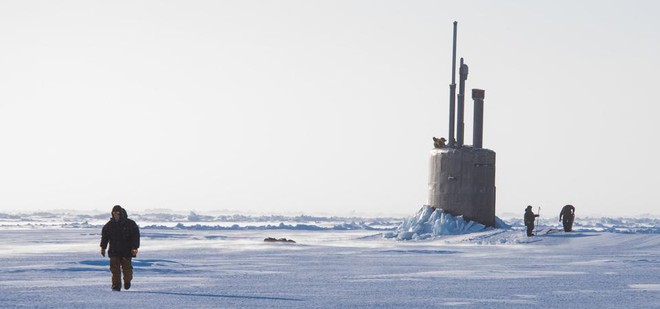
[100,206,140,257]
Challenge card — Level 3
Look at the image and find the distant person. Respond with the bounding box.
[100,205,140,291]
[524,205,539,237]
[559,204,576,232]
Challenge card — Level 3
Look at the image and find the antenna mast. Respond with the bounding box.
[448,21,457,147]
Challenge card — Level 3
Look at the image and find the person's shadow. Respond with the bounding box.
[541,232,596,238]
[132,291,304,302]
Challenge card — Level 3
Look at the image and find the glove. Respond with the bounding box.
[101,248,106,257]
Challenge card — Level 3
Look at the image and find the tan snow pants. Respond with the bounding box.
[109,257,133,289]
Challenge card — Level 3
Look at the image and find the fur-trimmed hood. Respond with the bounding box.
[110,205,129,221]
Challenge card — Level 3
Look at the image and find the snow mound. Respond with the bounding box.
[388,205,510,240]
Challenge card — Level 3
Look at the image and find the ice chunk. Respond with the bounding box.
[393,205,508,240]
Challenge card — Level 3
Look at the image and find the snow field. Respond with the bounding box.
[1,226,659,308]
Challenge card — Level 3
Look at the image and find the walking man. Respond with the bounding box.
[559,204,576,232]
[524,205,539,237]
[100,205,140,291]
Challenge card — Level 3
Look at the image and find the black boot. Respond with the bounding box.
[124,282,131,290]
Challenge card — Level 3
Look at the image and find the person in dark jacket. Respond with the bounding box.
[559,204,576,232]
[524,205,539,237]
[100,205,140,291]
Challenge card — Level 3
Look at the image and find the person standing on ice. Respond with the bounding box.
[100,205,140,291]
[524,205,539,237]
[559,204,576,232]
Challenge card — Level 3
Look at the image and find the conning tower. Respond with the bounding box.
[428,22,496,227]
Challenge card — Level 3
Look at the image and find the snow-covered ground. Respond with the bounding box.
[0,210,659,308]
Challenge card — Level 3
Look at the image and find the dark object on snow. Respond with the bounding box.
[100,205,140,291]
[559,204,576,232]
[433,137,447,148]
[264,237,296,243]
[524,206,539,237]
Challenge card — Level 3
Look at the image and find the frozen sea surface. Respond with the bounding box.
[0,211,659,308]
[0,229,659,308]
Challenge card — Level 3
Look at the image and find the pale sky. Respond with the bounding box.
[1,0,658,217]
